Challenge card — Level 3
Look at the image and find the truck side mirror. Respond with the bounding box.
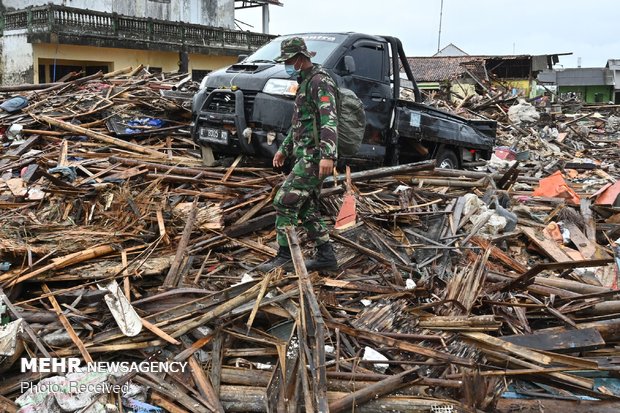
[343,56,356,74]
[237,54,248,63]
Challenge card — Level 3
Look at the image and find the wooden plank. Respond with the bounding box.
[471,236,528,273]
[329,368,420,413]
[149,393,190,413]
[41,284,93,363]
[522,226,573,262]
[0,394,17,413]
[188,355,225,413]
[286,227,329,413]
[1,244,117,286]
[496,258,615,292]
[223,211,276,238]
[134,374,211,413]
[57,139,69,167]
[163,198,198,288]
[35,114,172,159]
[221,154,242,182]
[0,135,40,167]
[496,399,620,413]
[463,332,553,366]
[479,347,593,390]
[565,222,604,259]
[327,321,475,367]
[219,385,472,413]
[501,328,605,353]
[140,317,181,345]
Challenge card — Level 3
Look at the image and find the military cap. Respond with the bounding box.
[274,36,316,62]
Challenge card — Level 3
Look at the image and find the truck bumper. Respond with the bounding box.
[191,88,293,159]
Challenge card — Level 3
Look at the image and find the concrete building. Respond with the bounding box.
[606,59,620,104]
[0,0,277,85]
[537,62,617,104]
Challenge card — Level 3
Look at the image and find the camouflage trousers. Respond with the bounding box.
[273,157,329,248]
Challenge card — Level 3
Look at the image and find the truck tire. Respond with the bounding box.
[436,148,459,169]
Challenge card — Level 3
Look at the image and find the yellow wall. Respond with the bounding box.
[32,43,237,82]
[493,79,531,97]
[450,83,476,100]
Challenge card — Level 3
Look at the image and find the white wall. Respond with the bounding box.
[0,30,35,85]
[1,0,235,28]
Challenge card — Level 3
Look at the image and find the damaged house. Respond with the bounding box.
[407,44,567,102]
[0,0,277,85]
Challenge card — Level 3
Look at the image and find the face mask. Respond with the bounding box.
[285,56,300,77]
[285,64,299,77]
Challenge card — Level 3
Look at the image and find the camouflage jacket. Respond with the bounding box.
[278,64,338,161]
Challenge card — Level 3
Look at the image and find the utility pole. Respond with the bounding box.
[437,0,444,53]
[262,3,270,34]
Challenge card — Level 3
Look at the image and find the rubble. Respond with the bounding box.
[0,68,619,413]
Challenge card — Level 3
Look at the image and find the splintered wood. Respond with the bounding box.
[1,69,620,412]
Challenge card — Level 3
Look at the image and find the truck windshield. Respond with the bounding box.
[245,34,345,65]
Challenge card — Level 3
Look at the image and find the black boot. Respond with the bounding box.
[256,246,293,272]
[305,242,338,271]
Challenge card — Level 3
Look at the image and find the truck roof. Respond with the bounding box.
[275,32,388,43]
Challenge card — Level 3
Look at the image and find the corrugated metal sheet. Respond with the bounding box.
[537,69,557,84]
[555,68,613,86]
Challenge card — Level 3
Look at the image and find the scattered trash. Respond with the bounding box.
[0,96,28,113]
[6,124,24,140]
[532,171,581,204]
[507,99,540,124]
[362,346,389,373]
[97,280,143,337]
[124,117,165,134]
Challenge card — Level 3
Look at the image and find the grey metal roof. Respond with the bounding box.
[555,68,613,86]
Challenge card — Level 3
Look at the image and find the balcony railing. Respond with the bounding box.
[1,4,273,52]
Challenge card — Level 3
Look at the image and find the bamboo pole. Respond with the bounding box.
[41,284,93,363]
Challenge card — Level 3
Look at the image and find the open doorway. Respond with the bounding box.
[38,59,112,83]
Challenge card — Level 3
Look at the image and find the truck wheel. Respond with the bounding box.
[436,148,459,169]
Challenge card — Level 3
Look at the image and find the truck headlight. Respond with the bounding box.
[262,79,298,97]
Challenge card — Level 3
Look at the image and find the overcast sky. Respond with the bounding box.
[236,0,618,68]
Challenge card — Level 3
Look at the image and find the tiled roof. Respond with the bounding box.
[407,56,485,82]
[407,55,532,83]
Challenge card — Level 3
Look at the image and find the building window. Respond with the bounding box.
[38,59,111,83]
[52,65,82,82]
[192,69,212,82]
[38,64,46,84]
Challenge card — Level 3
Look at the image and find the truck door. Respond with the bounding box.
[339,39,392,148]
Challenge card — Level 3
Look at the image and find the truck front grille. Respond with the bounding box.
[206,91,236,114]
[204,88,257,119]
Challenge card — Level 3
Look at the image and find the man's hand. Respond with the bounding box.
[319,158,334,179]
[273,151,285,168]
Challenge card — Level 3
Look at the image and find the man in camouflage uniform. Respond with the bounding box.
[257,37,338,272]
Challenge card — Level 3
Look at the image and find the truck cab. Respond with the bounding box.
[191,32,495,168]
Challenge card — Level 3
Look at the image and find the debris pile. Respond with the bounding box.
[0,70,619,413]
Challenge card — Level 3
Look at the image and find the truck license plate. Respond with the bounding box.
[200,127,228,144]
